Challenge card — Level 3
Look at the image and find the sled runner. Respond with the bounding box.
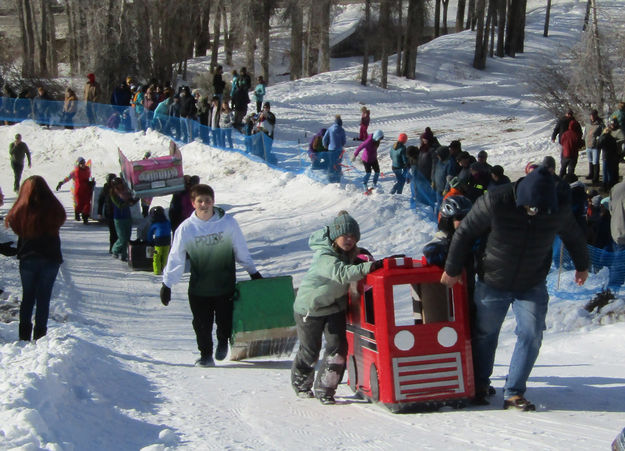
[230,276,297,360]
[119,140,185,198]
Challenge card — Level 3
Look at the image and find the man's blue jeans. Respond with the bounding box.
[472,280,549,399]
[19,257,60,332]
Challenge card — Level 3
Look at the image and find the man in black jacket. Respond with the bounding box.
[441,166,589,411]
[551,109,575,143]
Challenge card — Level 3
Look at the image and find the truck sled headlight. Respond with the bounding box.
[394,330,415,351]
[437,327,458,348]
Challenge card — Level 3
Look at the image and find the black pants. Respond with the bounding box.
[188,292,233,358]
[291,311,347,398]
[106,217,118,253]
[560,155,578,179]
[11,161,23,191]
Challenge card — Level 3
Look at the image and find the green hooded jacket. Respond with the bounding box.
[293,227,373,317]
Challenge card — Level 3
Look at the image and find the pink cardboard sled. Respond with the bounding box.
[119,140,185,197]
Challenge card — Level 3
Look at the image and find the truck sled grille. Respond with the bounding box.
[392,352,465,400]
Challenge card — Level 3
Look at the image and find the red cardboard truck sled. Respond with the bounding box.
[119,140,185,198]
[346,257,475,412]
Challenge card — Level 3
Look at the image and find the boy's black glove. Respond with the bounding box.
[370,259,384,272]
[56,181,63,191]
[250,272,263,280]
[160,283,171,306]
[0,241,17,257]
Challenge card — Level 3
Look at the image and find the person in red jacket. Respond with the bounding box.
[56,157,94,224]
[559,119,583,179]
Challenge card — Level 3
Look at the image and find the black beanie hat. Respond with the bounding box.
[515,166,558,213]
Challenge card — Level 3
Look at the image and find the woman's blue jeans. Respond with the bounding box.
[19,257,60,334]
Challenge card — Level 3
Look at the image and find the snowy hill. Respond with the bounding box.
[0,1,624,450]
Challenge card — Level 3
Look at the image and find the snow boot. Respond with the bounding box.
[18,322,32,341]
[195,355,215,367]
[82,213,89,224]
[33,325,47,341]
[592,164,601,185]
[318,394,336,405]
[585,163,593,180]
[503,396,536,411]
[215,340,229,361]
[296,389,314,399]
[74,211,81,221]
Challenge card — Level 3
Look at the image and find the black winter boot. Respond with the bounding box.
[586,163,594,180]
[33,325,47,340]
[82,213,89,224]
[74,211,81,221]
[592,164,600,185]
[19,322,32,341]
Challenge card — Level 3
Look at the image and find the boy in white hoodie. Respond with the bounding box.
[160,184,262,366]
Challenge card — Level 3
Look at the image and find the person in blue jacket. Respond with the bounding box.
[322,116,347,182]
[147,206,172,275]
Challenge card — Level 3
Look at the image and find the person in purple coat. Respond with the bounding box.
[352,130,384,192]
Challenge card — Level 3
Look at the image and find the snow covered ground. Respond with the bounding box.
[1,1,624,450]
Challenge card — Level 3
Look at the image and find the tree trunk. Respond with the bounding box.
[441,0,449,35]
[244,1,256,78]
[305,2,320,76]
[195,1,211,57]
[319,0,331,73]
[289,0,303,80]
[466,0,475,30]
[402,0,422,79]
[396,0,403,76]
[380,0,391,88]
[16,0,36,77]
[64,0,78,74]
[221,2,232,65]
[456,0,466,32]
[211,0,221,73]
[434,0,441,37]
[496,0,505,57]
[472,0,486,69]
[260,0,273,82]
[544,0,551,36]
[361,0,371,86]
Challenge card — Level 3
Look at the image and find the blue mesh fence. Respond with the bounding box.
[553,236,625,290]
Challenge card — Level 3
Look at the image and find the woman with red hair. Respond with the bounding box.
[5,175,66,341]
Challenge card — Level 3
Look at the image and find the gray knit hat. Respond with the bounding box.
[328,211,360,242]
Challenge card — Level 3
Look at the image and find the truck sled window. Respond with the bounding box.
[392,283,453,326]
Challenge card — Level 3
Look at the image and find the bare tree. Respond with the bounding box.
[361,0,371,85]
[396,0,403,76]
[544,0,552,37]
[472,0,487,69]
[319,0,331,73]
[403,0,423,79]
[441,0,450,35]
[196,1,211,58]
[434,0,441,37]
[211,0,222,73]
[288,0,303,80]
[380,0,391,88]
[16,0,36,77]
[456,0,466,32]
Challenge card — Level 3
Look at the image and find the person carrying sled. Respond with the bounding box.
[56,157,94,224]
[160,184,262,367]
[352,129,384,193]
[146,206,171,275]
[441,166,589,410]
[291,211,382,404]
